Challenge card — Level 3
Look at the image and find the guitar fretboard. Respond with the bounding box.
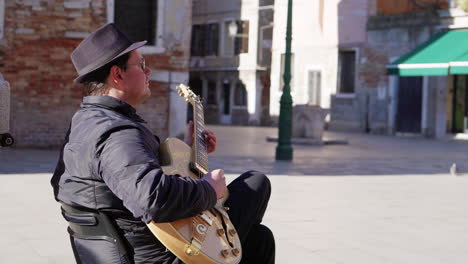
[193,102,209,173]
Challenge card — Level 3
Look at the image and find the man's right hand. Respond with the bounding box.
[202,169,227,199]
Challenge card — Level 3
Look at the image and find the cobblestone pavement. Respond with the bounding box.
[1,126,468,263]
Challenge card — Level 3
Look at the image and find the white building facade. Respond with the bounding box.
[190,0,274,125]
[269,0,372,125]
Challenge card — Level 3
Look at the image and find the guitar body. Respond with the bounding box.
[146,138,242,264]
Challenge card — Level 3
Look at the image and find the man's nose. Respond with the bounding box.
[145,67,151,76]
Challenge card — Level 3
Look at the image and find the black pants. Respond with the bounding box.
[69,171,275,264]
[225,171,275,264]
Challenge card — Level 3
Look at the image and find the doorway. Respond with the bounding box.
[220,82,232,124]
[452,75,468,133]
[396,76,422,133]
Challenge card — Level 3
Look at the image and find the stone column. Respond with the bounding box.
[0,72,10,135]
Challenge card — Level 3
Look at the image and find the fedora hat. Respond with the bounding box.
[71,23,147,83]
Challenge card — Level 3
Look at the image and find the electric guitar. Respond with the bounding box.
[146,84,242,264]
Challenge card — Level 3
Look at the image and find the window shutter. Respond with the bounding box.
[235,21,249,55]
[241,21,249,53]
[308,71,321,105]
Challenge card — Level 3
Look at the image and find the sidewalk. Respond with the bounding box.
[1,126,468,263]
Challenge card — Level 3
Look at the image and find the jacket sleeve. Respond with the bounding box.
[95,126,217,223]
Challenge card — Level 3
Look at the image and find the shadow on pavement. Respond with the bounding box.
[2,126,468,177]
[0,148,58,174]
[210,155,467,176]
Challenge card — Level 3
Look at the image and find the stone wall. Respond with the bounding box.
[334,11,445,135]
[329,95,361,131]
[329,88,388,133]
[1,0,191,147]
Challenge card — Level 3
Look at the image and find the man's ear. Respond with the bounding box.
[109,65,124,84]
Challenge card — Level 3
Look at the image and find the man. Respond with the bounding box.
[51,23,275,263]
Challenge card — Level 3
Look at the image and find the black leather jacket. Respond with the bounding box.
[51,96,216,223]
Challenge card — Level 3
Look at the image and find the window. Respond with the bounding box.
[308,71,321,105]
[114,0,156,45]
[207,81,217,105]
[205,23,219,56]
[279,53,294,91]
[191,25,204,56]
[107,0,164,53]
[338,50,356,93]
[223,20,249,56]
[234,82,247,106]
[191,23,219,57]
[259,26,273,67]
[223,21,235,56]
[0,0,4,39]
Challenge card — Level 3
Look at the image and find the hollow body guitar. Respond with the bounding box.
[146,84,242,264]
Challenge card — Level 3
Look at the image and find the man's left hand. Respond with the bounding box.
[203,130,217,153]
[185,121,217,153]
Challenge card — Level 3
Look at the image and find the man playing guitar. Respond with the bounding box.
[51,23,275,264]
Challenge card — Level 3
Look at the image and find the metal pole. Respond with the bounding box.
[275,0,293,160]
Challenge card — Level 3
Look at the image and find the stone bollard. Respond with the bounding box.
[292,104,327,143]
[0,73,14,147]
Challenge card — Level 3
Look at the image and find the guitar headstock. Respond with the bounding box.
[177,84,201,106]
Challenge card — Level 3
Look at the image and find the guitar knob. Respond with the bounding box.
[221,249,230,258]
[228,229,237,236]
[186,248,194,256]
[232,248,240,256]
[217,229,225,236]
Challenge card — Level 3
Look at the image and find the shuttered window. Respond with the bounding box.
[308,71,321,105]
[234,21,249,55]
[191,23,219,57]
[114,0,157,45]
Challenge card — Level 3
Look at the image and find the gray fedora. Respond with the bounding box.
[71,23,147,83]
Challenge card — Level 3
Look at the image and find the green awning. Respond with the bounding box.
[387,30,468,76]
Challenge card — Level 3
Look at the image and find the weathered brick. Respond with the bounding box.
[1,0,191,147]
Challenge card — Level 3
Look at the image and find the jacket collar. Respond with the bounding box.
[81,96,146,123]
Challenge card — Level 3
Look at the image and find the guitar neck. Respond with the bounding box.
[192,102,209,174]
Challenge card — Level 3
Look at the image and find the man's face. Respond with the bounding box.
[121,50,151,106]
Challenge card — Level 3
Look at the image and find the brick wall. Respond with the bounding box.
[377,0,448,15]
[0,0,190,147]
[363,12,442,92]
